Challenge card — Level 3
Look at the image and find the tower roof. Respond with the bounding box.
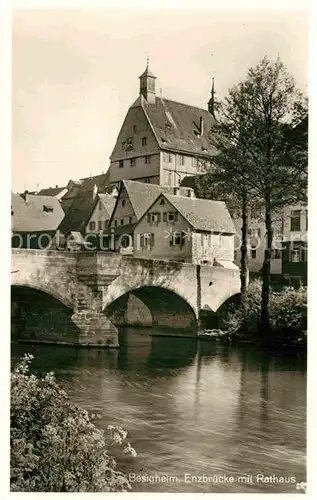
[139,58,157,79]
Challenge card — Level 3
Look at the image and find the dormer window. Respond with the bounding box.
[43,205,54,212]
[161,137,167,144]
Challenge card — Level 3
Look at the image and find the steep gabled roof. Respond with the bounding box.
[110,180,196,224]
[98,193,116,218]
[163,193,235,234]
[142,97,218,156]
[11,193,65,232]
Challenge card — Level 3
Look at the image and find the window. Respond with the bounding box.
[89,221,96,230]
[290,242,301,262]
[121,141,126,150]
[257,228,261,237]
[147,212,161,224]
[145,156,151,164]
[133,125,138,134]
[122,199,125,207]
[126,137,134,151]
[130,158,136,167]
[251,249,257,259]
[272,249,282,259]
[163,211,178,222]
[163,152,172,163]
[290,210,301,231]
[119,160,124,169]
[169,231,185,246]
[192,157,197,167]
[144,177,150,183]
[98,221,103,230]
[160,198,165,205]
[140,232,154,248]
[129,217,132,224]
[234,250,238,260]
[179,155,185,165]
[142,137,147,146]
[104,220,109,229]
[305,209,308,230]
[120,219,124,226]
[114,220,118,227]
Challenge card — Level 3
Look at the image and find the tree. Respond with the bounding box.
[202,56,307,334]
[11,354,136,492]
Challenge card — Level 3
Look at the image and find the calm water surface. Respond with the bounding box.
[11,328,306,493]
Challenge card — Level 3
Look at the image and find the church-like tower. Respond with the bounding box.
[139,58,157,104]
[208,77,216,117]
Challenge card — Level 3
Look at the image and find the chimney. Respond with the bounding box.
[187,188,194,198]
[93,184,98,201]
[55,184,58,188]
[173,186,180,196]
[200,116,204,136]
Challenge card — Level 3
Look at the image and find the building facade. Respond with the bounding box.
[133,191,237,265]
[108,61,218,187]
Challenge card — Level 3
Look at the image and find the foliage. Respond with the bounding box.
[11,355,136,492]
[224,280,307,344]
[204,56,307,332]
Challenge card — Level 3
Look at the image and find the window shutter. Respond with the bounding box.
[147,213,151,223]
[181,231,185,246]
[163,212,167,222]
[174,212,178,221]
[151,233,155,247]
[140,234,144,248]
[157,213,161,223]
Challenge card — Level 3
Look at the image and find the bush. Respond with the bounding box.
[10,354,136,492]
[224,280,307,344]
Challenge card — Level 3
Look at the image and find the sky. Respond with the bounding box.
[12,8,308,193]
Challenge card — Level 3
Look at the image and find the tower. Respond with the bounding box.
[208,77,216,117]
[139,57,157,104]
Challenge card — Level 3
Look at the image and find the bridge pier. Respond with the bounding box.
[71,310,119,347]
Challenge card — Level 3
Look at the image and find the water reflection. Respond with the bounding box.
[11,328,306,493]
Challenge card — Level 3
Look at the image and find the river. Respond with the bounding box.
[11,328,306,493]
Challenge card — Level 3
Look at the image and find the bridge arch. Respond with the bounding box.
[11,285,80,343]
[105,285,198,334]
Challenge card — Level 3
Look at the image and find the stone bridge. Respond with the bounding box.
[11,249,241,347]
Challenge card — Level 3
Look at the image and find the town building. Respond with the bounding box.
[133,191,237,265]
[108,179,196,251]
[85,191,116,234]
[108,61,218,187]
[11,192,65,249]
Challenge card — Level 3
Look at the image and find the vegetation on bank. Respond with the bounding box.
[11,354,136,492]
[200,281,307,347]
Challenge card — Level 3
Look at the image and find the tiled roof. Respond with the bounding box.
[37,186,66,197]
[163,193,236,234]
[58,191,96,235]
[98,193,116,217]
[117,180,195,222]
[11,193,65,232]
[142,97,218,156]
